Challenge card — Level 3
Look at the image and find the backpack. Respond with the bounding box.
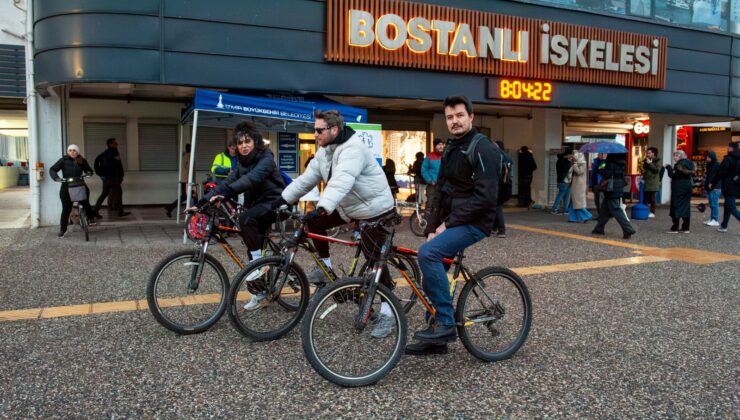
[94,152,109,177]
[464,133,512,206]
[731,156,740,185]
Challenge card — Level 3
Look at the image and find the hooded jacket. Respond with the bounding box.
[282,126,394,221]
[711,148,740,196]
[598,154,627,199]
[704,151,720,191]
[50,155,93,186]
[641,156,662,192]
[518,148,537,178]
[209,147,284,207]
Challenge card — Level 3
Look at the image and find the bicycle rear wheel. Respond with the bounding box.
[79,207,89,242]
[302,277,407,387]
[409,212,427,237]
[456,267,532,362]
[227,256,309,341]
[147,250,229,334]
[358,253,420,314]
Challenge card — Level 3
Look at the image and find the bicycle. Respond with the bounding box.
[146,198,280,335]
[396,175,427,237]
[55,175,93,241]
[301,219,532,387]
[225,206,421,342]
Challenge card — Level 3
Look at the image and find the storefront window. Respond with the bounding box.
[535,0,627,14]
[630,0,653,16]
[381,130,427,186]
[655,0,728,31]
[730,0,740,32]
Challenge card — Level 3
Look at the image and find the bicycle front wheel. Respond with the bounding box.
[227,256,309,341]
[146,250,229,334]
[456,267,532,362]
[301,277,407,387]
[79,207,89,242]
[409,212,427,237]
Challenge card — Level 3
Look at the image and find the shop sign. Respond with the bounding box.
[326,0,667,89]
[278,132,298,172]
[633,120,650,136]
[698,127,729,133]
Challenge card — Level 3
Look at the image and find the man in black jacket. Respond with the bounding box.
[709,141,740,233]
[93,138,130,217]
[406,95,501,355]
[591,154,636,239]
[517,146,537,207]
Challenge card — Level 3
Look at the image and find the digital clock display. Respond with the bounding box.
[487,78,554,102]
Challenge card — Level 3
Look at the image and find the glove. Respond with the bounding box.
[271,196,289,210]
[303,207,327,221]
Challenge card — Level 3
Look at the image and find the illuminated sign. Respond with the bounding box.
[326,0,668,89]
[698,127,729,132]
[487,78,553,102]
[633,120,650,136]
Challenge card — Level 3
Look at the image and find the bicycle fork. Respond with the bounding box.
[186,242,209,292]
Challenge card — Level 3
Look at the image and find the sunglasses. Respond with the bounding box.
[314,126,333,134]
[237,138,252,145]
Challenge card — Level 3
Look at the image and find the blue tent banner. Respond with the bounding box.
[191,89,367,125]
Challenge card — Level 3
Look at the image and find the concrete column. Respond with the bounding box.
[647,114,675,204]
[37,88,65,226]
[531,108,562,205]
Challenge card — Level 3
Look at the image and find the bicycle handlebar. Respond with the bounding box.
[55,174,91,183]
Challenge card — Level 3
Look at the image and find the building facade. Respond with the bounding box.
[29,0,740,226]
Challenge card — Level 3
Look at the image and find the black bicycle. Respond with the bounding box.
[55,175,93,241]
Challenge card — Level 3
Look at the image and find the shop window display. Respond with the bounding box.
[381,130,427,189]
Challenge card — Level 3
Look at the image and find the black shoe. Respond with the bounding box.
[591,230,605,235]
[164,206,173,218]
[405,340,449,356]
[623,232,633,239]
[413,324,456,343]
[118,211,131,217]
[57,230,66,238]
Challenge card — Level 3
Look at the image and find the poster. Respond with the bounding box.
[347,123,383,166]
[278,132,298,173]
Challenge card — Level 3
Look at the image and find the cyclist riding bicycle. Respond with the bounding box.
[201,121,286,310]
[273,109,397,338]
[50,144,96,238]
[412,95,502,355]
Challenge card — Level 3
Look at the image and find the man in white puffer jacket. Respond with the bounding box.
[276,109,397,338]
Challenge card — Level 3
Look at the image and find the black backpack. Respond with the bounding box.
[94,152,109,177]
[463,133,511,206]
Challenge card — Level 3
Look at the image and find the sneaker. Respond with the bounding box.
[88,218,97,226]
[706,220,720,227]
[243,292,267,310]
[679,230,690,234]
[57,230,66,238]
[551,211,560,215]
[371,313,394,339]
[717,227,728,232]
[648,213,655,219]
[307,267,327,284]
[666,230,679,234]
[246,266,269,282]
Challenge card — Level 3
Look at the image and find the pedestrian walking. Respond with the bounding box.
[422,138,444,205]
[410,152,426,204]
[93,137,130,218]
[590,153,607,215]
[517,146,537,207]
[592,153,636,239]
[665,149,695,233]
[551,147,573,214]
[640,147,662,218]
[703,151,721,227]
[383,158,399,199]
[567,151,592,223]
[709,141,740,233]
[492,140,512,237]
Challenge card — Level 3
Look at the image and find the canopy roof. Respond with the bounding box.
[181,89,368,132]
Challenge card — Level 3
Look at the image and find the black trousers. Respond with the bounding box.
[592,186,602,214]
[491,205,505,234]
[60,184,94,231]
[645,191,657,214]
[670,217,690,231]
[593,197,636,235]
[238,202,276,252]
[306,210,394,290]
[518,176,533,206]
[95,177,124,213]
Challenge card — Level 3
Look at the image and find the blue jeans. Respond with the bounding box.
[418,225,486,326]
[552,183,571,213]
[721,195,740,229]
[707,189,720,221]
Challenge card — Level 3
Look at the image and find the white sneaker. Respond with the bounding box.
[648,213,655,219]
[371,313,394,338]
[717,227,728,232]
[246,266,269,282]
[706,220,720,227]
[243,292,267,310]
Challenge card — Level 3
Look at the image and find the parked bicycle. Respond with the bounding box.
[301,218,532,387]
[146,198,280,335]
[54,175,93,241]
[395,175,427,237]
[226,206,421,342]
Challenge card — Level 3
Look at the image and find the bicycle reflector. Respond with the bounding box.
[185,213,209,241]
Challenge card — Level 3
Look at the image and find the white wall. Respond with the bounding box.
[0,0,26,46]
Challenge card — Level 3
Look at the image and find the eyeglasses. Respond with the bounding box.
[237,137,252,145]
[314,126,332,134]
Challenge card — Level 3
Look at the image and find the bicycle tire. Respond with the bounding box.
[409,213,427,237]
[227,256,310,341]
[301,277,407,387]
[455,267,532,362]
[358,253,420,314]
[79,207,89,242]
[146,250,230,335]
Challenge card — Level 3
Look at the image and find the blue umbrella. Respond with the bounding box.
[579,141,628,154]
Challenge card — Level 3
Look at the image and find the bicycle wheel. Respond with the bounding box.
[456,267,532,362]
[147,250,229,334]
[227,256,309,341]
[302,277,407,387]
[79,207,89,242]
[409,212,427,237]
[358,253,420,314]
